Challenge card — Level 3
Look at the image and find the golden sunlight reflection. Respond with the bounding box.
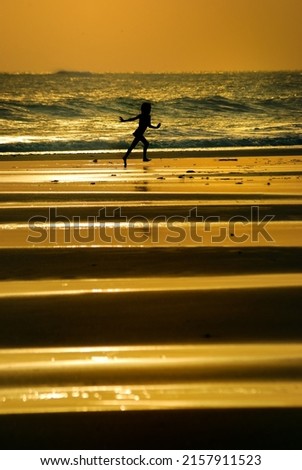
[1,221,302,248]
[1,344,302,407]
[0,273,301,299]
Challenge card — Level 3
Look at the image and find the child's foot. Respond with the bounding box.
[123,156,127,168]
[143,157,151,162]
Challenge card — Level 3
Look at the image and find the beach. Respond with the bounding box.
[0,147,302,448]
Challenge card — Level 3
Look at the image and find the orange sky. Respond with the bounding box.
[1,0,302,73]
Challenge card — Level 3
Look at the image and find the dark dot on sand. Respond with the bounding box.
[111,174,117,177]
[136,186,148,192]
[178,175,185,179]
[157,176,165,180]
[230,233,234,237]
[51,180,59,183]
[267,182,271,185]
[90,182,96,185]
[236,181,243,185]
[219,158,238,162]
[186,170,196,173]
[93,159,98,163]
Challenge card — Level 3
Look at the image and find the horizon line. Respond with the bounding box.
[1,69,302,75]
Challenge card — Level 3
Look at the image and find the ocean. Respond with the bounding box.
[0,71,301,154]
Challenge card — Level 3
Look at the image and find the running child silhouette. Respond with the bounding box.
[119,102,161,168]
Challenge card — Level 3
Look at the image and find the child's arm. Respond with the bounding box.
[119,115,139,123]
[149,122,161,129]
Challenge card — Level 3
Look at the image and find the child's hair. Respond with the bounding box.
[141,102,151,114]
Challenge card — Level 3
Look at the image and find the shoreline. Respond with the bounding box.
[0,145,302,161]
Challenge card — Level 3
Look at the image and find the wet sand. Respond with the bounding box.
[0,148,302,448]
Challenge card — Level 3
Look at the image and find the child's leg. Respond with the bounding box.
[123,137,139,167]
[125,137,139,158]
[141,136,150,161]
